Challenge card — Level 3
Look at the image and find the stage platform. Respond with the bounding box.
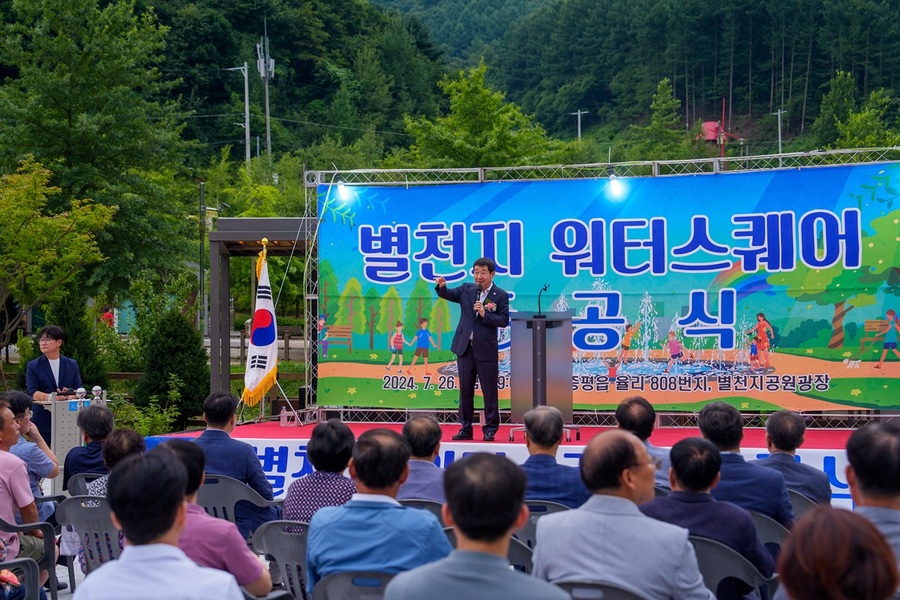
[157,420,854,507]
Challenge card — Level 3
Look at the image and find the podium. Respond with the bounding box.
[42,391,107,494]
[509,311,577,440]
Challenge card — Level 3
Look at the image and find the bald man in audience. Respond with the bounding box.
[532,430,714,600]
[397,415,445,503]
[520,406,590,508]
[752,410,831,504]
[616,396,671,490]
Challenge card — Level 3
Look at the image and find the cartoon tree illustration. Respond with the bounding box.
[403,279,434,331]
[362,286,380,349]
[429,298,453,351]
[376,286,403,347]
[318,260,340,322]
[334,278,365,341]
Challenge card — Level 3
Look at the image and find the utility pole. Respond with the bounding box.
[198,182,205,335]
[225,63,251,167]
[772,109,785,166]
[569,109,588,142]
[256,21,275,157]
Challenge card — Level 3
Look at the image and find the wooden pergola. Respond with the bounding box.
[207,217,316,393]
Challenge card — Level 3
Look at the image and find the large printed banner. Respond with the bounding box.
[317,163,900,412]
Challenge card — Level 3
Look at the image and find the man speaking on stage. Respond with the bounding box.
[435,257,510,442]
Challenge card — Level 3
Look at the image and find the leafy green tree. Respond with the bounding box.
[834,89,900,148]
[0,159,114,386]
[133,308,209,430]
[362,287,381,349]
[811,71,857,148]
[403,279,434,332]
[377,287,404,344]
[628,78,685,160]
[428,298,452,351]
[334,278,365,339]
[0,0,192,297]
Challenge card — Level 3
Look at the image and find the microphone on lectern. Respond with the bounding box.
[536,283,550,318]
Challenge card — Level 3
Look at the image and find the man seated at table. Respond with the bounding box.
[385,453,569,600]
[162,439,272,598]
[520,406,590,508]
[532,430,714,600]
[398,415,445,504]
[306,429,452,595]
[62,405,113,492]
[72,448,243,600]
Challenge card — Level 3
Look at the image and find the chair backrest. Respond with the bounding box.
[787,489,818,519]
[252,520,310,600]
[690,535,778,597]
[67,473,105,496]
[554,580,651,600]
[56,496,123,573]
[196,474,283,524]
[749,511,790,548]
[0,557,40,599]
[311,571,394,600]
[514,500,570,549]
[443,527,534,573]
[397,499,444,526]
[0,515,57,600]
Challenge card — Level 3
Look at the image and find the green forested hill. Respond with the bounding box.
[369,0,549,66]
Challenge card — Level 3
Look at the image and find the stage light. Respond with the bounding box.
[607,173,625,200]
[337,180,352,203]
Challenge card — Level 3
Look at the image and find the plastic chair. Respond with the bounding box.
[252,520,311,600]
[750,511,790,548]
[56,496,123,574]
[689,535,779,598]
[0,557,41,600]
[787,489,818,519]
[443,527,533,573]
[397,499,444,526]
[0,516,58,600]
[311,571,394,600]
[514,500,570,549]
[555,580,652,600]
[196,474,283,545]
[67,473,105,496]
[654,486,670,497]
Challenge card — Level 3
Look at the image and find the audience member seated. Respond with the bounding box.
[283,419,357,522]
[306,428,452,595]
[698,402,794,527]
[776,506,898,600]
[532,430,714,600]
[3,391,59,523]
[71,428,146,574]
[384,453,570,600]
[846,422,900,563]
[71,448,243,600]
[616,396,671,490]
[0,398,56,586]
[162,439,272,597]
[62,405,113,492]
[193,391,279,539]
[752,410,831,503]
[397,415,445,503]
[640,437,774,600]
[519,406,590,508]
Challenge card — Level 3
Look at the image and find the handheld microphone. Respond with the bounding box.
[475,284,483,314]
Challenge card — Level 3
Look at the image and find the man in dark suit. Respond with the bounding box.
[698,402,794,528]
[752,410,831,504]
[193,391,279,538]
[435,257,510,442]
[641,437,774,599]
[25,325,82,446]
[520,406,590,508]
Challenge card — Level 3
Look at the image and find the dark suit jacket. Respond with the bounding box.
[25,354,82,396]
[751,452,832,504]
[521,454,591,508]
[711,453,795,527]
[435,282,509,359]
[193,429,279,538]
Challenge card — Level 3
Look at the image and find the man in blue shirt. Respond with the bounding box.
[752,410,831,504]
[3,391,59,522]
[62,405,112,491]
[306,429,451,595]
[616,396,671,490]
[520,406,590,508]
[397,416,445,503]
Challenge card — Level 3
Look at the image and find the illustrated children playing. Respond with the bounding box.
[406,318,437,376]
[875,309,900,369]
[745,312,774,368]
[749,336,760,368]
[617,321,641,364]
[663,330,683,373]
[385,320,412,372]
[317,315,329,358]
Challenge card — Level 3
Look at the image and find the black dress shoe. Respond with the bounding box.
[452,430,473,440]
[483,431,496,442]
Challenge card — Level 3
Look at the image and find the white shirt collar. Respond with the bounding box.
[351,492,401,506]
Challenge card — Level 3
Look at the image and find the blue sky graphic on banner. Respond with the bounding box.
[317,163,900,412]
